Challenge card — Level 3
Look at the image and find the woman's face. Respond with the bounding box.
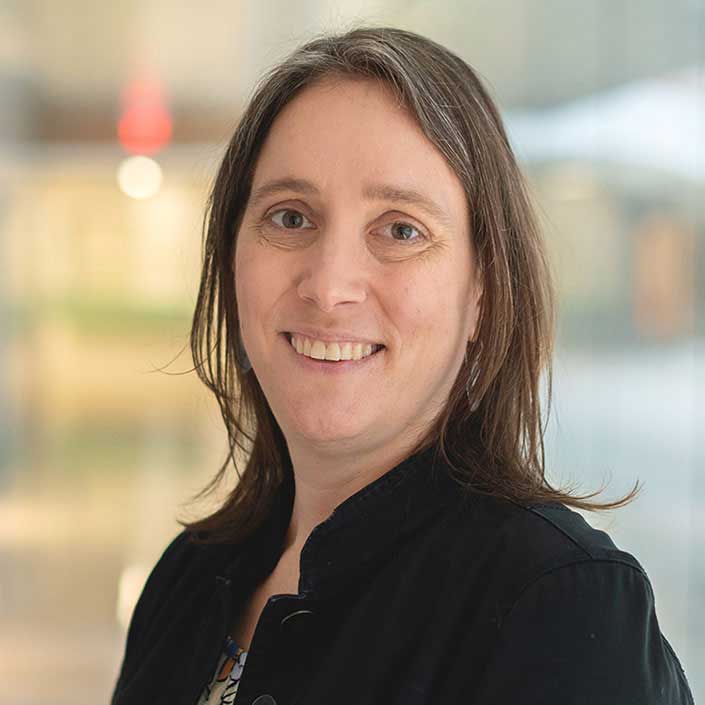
[235,76,482,455]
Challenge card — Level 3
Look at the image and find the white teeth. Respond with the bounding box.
[290,334,381,361]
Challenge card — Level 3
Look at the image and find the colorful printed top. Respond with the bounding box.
[196,635,248,704]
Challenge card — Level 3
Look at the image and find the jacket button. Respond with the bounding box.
[252,696,277,705]
[280,609,314,627]
[280,609,314,640]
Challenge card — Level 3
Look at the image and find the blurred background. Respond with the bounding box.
[0,1,702,703]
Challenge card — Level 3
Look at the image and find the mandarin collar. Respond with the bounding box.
[221,442,465,597]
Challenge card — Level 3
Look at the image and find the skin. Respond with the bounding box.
[234,76,482,570]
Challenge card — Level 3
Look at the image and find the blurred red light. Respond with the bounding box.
[118,76,173,155]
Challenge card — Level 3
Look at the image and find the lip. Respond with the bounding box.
[283,327,384,346]
[280,332,385,373]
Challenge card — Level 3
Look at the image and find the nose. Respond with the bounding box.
[296,224,369,311]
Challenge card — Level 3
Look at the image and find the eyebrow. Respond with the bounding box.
[248,177,453,227]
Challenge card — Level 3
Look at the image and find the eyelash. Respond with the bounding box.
[264,208,428,244]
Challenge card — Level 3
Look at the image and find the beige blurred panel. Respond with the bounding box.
[28,0,134,100]
[632,213,696,338]
[128,186,204,303]
[30,0,251,108]
[536,162,623,308]
[6,323,204,426]
[131,0,251,105]
[26,0,138,112]
[4,161,206,299]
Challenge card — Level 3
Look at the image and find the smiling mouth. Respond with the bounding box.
[283,332,385,361]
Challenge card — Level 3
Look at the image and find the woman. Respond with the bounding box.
[110,26,694,705]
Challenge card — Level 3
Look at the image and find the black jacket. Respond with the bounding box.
[110,444,694,705]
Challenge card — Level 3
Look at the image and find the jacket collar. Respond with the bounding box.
[221,441,466,598]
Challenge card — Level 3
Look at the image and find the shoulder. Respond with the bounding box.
[508,498,645,571]
[113,530,231,678]
[111,530,237,701]
[139,530,206,594]
[445,491,647,603]
[123,530,231,646]
[442,495,694,702]
[137,529,234,605]
[472,547,695,702]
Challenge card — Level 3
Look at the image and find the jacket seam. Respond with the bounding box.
[504,556,649,622]
[522,504,599,559]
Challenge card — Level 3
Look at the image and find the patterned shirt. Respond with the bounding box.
[196,635,248,704]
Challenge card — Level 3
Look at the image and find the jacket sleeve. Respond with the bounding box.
[475,559,694,705]
[110,530,192,704]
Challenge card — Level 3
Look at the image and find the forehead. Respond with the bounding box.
[273,75,410,136]
[251,76,467,219]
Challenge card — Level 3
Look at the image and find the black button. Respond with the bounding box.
[280,609,314,627]
[252,696,277,705]
[278,608,314,652]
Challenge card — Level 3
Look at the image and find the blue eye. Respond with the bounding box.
[269,209,314,229]
[384,221,425,243]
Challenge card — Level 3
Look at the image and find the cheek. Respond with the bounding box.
[234,243,264,328]
[385,271,451,345]
[235,241,287,334]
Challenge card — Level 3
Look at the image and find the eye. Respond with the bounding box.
[379,220,427,244]
[264,208,427,244]
[268,208,314,230]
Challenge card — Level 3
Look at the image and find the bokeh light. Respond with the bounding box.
[116,155,163,199]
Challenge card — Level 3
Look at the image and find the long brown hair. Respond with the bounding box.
[179,25,639,544]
